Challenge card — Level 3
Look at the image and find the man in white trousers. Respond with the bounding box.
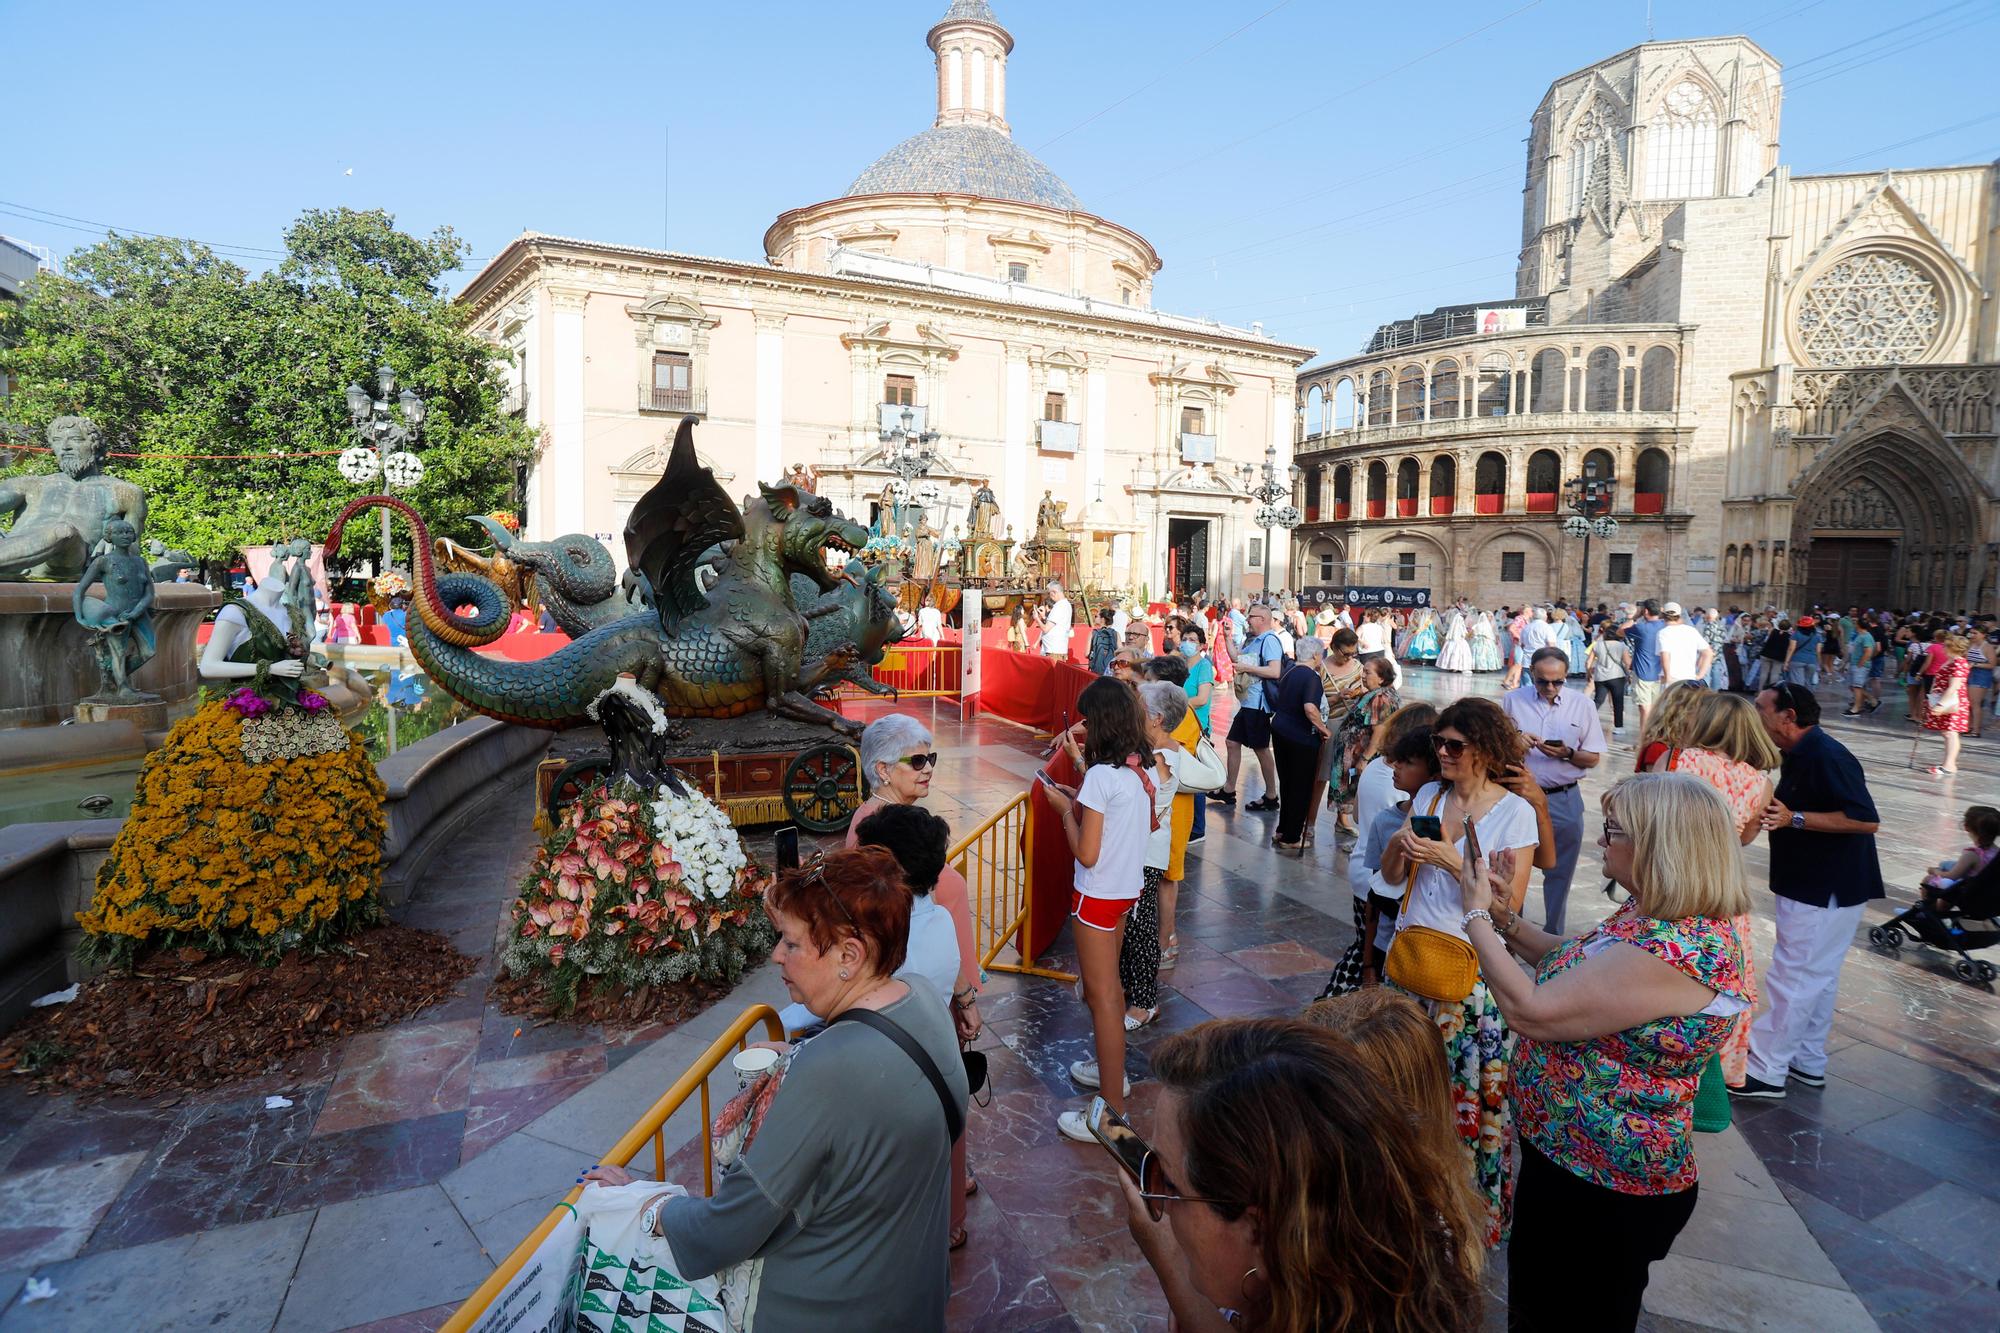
[1732,682,1884,1100]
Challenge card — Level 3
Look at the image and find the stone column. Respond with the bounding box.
[545,285,589,541]
[1003,346,1032,541]
[754,310,787,485]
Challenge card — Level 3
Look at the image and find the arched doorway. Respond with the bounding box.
[1787,430,1982,610]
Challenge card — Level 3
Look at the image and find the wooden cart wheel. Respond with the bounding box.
[546,757,611,822]
[784,744,864,834]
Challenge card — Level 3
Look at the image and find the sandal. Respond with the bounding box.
[1160,937,1179,969]
[965,1171,979,1198]
[1123,1007,1158,1031]
[950,1227,969,1251]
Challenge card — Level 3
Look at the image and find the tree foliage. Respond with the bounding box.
[0,209,535,567]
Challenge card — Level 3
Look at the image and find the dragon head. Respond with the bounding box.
[469,517,620,609]
[754,482,869,594]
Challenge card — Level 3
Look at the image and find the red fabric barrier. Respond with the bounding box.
[975,648,1057,730]
[1048,659,1096,734]
[475,630,573,661]
[1028,743,1084,962]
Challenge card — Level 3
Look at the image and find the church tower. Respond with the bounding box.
[929,0,1013,134]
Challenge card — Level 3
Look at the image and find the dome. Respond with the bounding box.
[845,124,1081,212]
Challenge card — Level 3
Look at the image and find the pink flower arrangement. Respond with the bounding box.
[298,691,330,713]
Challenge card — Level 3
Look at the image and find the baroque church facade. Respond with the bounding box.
[458,2,1310,601]
[1292,37,1999,613]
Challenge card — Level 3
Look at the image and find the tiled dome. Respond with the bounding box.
[846,124,1081,211]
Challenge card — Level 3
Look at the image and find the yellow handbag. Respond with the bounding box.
[1385,789,1481,1005]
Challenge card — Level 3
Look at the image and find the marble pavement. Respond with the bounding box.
[0,671,1994,1331]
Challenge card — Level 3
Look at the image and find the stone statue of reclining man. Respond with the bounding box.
[0,415,148,582]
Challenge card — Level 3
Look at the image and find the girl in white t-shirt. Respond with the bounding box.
[1378,697,1538,1248]
[1039,676,1157,1141]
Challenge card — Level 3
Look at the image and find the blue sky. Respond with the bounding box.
[9,1,1997,363]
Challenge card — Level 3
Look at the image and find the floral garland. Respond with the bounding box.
[80,700,387,965]
[503,780,772,1012]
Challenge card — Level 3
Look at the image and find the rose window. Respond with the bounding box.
[1796,253,1943,367]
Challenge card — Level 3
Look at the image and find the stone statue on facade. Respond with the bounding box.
[785,462,820,495]
[73,517,160,702]
[0,416,149,582]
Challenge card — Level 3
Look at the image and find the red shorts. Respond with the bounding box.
[1071,891,1133,932]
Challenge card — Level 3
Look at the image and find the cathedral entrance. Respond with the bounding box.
[1805,537,1895,608]
[1167,518,1209,599]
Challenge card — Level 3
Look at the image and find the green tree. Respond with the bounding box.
[0,208,535,569]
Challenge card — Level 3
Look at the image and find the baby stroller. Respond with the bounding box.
[1869,853,2000,985]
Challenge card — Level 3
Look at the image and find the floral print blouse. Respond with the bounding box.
[1512,902,1749,1195]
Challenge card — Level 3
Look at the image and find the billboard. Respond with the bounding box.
[1342,585,1431,608]
[1474,307,1529,335]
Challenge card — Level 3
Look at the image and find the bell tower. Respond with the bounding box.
[929,1,1014,135]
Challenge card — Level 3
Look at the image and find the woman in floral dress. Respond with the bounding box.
[1455,773,1750,1330]
[1648,691,1776,1087]
[1921,633,1972,776]
[1378,698,1538,1247]
[1331,656,1401,839]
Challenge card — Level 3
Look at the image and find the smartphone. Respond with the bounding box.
[1462,814,1483,867]
[1409,814,1444,841]
[1085,1096,1151,1186]
[773,826,801,873]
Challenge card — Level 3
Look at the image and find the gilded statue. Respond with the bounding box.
[0,416,148,582]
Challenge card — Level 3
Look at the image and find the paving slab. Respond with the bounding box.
[0,1151,146,1271]
[1641,1254,1877,1331]
[0,1209,311,1332]
[275,1185,488,1333]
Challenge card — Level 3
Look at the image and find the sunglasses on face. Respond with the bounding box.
[897,752,940,771]
[795,855,860,933]
[1432,736,1468,757]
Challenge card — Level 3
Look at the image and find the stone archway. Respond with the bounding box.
[1786,430,1981,610]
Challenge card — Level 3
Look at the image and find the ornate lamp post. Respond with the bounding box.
[878,405,944,535]
[1240,443,1304,594]
[1561,459,1618,609]
[337,367,426,573]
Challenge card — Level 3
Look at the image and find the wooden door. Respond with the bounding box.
[1806,538,1894,608]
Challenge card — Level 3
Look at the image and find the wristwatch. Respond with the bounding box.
[1790,811,1806,830]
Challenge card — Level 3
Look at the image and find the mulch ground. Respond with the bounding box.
[489,967,740,1030]
[0,925,475,1099]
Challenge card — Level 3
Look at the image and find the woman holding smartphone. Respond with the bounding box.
[1038,676,1157,1141]
[1379,697,1538,1248]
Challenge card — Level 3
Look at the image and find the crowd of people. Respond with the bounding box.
[567,577,1991,1332]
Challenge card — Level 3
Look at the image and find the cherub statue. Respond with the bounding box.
[73,517,159,701]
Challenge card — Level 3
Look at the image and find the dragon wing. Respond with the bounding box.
[623,416,744,629]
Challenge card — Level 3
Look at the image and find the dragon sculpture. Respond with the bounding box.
[324,416,870,734]
[792,560,908,700]
[440,516,654,637]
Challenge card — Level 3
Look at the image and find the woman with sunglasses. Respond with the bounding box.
[1379,697,1538,1249]
[1454,774,1750,1331]
[1113,1018,1483,1333]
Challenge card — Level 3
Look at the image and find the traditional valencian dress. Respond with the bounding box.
[1470,611,1504,671]
[1404,609,1441,663]
[1436,612,1474,673]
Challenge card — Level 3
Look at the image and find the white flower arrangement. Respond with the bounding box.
[651,786,748,902]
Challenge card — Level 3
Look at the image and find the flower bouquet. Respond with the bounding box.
[502,780,774,1013]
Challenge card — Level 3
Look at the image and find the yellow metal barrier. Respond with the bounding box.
[950,791,1074,982]
[438,1003,786,1333]
[854,642,962,699]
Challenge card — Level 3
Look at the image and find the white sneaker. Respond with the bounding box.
[1069,1059,1131,1095]
[1056,1108,1095,1143]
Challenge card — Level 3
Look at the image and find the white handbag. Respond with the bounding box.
[1177,734,1227,794]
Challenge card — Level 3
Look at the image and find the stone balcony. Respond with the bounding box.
[1297,409,1683,457]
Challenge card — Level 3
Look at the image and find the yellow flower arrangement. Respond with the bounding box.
[79,699,388,965]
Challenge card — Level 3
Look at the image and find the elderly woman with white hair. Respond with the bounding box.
[844,710,984,1240]
[1269,635,1331,852]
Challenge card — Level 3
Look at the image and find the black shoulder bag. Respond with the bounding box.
[830,1007,965,1143]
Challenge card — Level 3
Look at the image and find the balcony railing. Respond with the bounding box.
[1396,498,1418,518]
[1334,502,1351,519]
[1037,419,1080,453]
[1365,499,1386,519]
[1430,497,1455,516]
[1180,431,1217,464]
[1633,492,1665,514]
[641,386,708,415]
[1297,409,1681,454]
[1474,493,1502,515]
[1525,492,1557,514]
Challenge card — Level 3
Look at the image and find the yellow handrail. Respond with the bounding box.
[438,1003,785,1333]
[950,790,1074,982]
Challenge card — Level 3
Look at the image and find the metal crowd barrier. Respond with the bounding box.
[438,1003,786,1333]
[952,790,1073,981]
[862,642,962,698]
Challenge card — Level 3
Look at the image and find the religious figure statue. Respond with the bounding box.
[1033,490,1067,544]
[969,480,1003,540]
[785,462,820,495]
[72,517,159,701]
[0,416,148,582]
[910,509,940,582]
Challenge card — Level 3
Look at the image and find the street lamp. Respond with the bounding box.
[1561,459,1618,609]
[1240,443,1304,594]
[878,405,944,536]
[338,366,427,573]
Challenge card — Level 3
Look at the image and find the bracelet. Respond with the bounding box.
[1461,909,1496,931]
